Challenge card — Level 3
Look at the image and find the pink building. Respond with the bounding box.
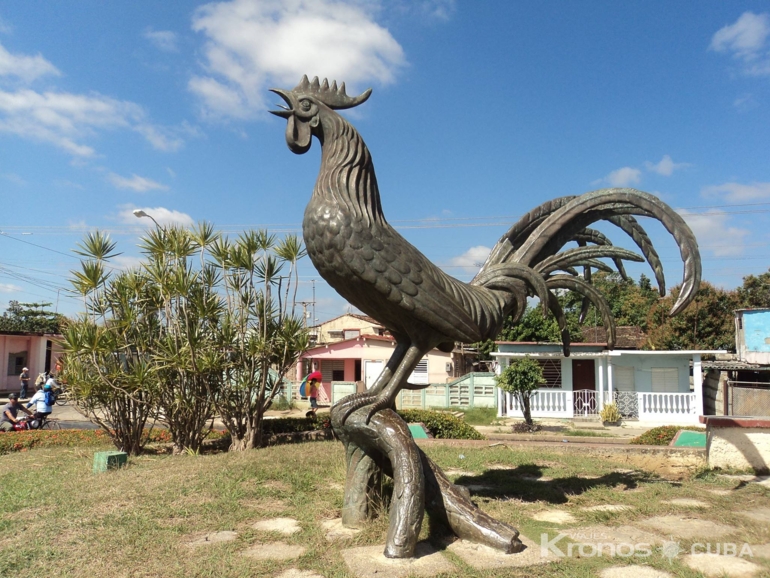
[0,331,63,395]
[297,334,453,401]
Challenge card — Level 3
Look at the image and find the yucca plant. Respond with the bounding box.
[62,225,308,454]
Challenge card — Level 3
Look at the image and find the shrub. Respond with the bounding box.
[0,428,227,455]
[629,425,703,446]
[262,413,331,435]
[600,403,622,423]
[397,410,484,440]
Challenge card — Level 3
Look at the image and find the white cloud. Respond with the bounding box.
[107,173,169,192]
[449,245,491,274]
[111,255,145,271]
[189,0,406,119]
[0,41,191,156]
[2,172,25,185]
[710,12,770,76]
[701,181,770,202]
[0,16,11,34]
[596,166,642,187]
[0,282,22,293]
[144,28,179,52]
[679,209,749,257]
[0,41,60,82]
[733,93,758,112]
[644,155,689,176]
[117,205,194,227]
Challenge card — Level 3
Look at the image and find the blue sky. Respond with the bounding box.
[1,1,769,322]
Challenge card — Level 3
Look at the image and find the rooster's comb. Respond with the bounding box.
[292,75,372,110]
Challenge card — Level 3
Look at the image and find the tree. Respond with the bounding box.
[495,356,545,428]
[737,269,770,309]
[0,301,65,333]
[62,226,308,455]
[645,281,739,351]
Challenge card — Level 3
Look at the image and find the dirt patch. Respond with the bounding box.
[599,566,673,578]
[275,570,324,578]
[737,507,770,524]
[751,544,770,559]
[341,541,456,578]
[581,505,633,512]
[242,541,306,560]
[531,510,577,524]
[682,553,763,577]
[252,517,301,535]
[447,535,556,569]
[261,480,291,492]
[241,498,289,512]
[444,469,475,477]
[322,518,362,541]
[185,530,238,548]
[707,489,733,496]
[328,482,345,491]
[637,516,737,540]
[661,498,710,508]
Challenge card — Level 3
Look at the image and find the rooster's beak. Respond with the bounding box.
[269,89,293,118]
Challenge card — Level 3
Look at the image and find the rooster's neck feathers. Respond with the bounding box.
[314,111,385,226]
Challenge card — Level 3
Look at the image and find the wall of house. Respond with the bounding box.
[0,334,63,394]
[301,338,453,386]
[609,357,691,393]
[737,310,770,364]
[313,315,383,344]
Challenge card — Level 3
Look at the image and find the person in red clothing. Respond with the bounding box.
[303,370,322,418]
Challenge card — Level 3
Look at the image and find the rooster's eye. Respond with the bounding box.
[300,100,312,112]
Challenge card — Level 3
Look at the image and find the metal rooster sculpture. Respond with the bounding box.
[271,75,700,559]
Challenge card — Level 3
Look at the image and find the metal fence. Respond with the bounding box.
[728,381,770,416]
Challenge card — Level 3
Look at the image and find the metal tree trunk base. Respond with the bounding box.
[331,404,523,558]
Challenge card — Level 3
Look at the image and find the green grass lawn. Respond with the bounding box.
[1,440,768,577]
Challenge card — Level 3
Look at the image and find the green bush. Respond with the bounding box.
[629,425,703,446]
[397,410,485,440]
[261,413,331,435]
[0,428,227,455]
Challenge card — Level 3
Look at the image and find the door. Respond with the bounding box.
[572,359,597,415]
[364,360,384,390]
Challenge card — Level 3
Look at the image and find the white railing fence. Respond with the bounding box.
[637,392,698,423]
[500,389,573,418]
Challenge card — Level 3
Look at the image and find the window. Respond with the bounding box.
[343,329,360,339]
[7,352,28,376]
[321,360,345,382]
[409,359,429,385]
[536,359,562,388]
[651,368,678,392]
[613,366,635,392]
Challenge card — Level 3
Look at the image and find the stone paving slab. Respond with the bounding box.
[561,525,662,547]
[321,518,362,541]
[531,510,577,524]
[341,541,455,578]
[253,517,302,535]
[447,535,555,570]
[242,541,306,560]
[599,566,674,578]
[185,530,238,548]
[637,516,737,540]
[682,553,763,577]
[274,570,324,578]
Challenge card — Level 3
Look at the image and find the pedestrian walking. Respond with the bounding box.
[19,367,30,400]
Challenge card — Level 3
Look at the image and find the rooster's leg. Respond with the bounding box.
[363,345,425,424]
[334,341,411,425]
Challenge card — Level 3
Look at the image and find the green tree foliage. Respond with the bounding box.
[495,357,544,426]
[0,301,65,333]
[62,226,308,455]
[586,273,659,331]
[645,281,739,351]
[737,270,770,309]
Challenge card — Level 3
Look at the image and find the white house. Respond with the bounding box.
[493,342,726,424]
